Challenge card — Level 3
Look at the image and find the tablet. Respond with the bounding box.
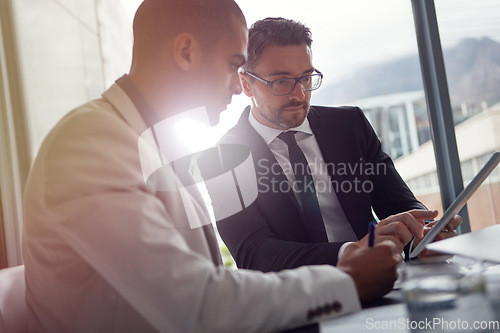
[410,151,500,258]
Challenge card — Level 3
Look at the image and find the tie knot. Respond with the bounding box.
[278,131,298,147]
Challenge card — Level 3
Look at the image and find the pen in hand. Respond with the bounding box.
[368,221,376,247]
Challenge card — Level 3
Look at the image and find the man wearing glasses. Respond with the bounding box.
[22,3,410,331]
[213,17,461,272]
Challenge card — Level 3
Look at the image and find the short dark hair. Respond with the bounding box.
[243,17,312,71]
[132,0,246,63]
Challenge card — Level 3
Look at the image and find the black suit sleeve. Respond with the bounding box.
[217,202,346,272]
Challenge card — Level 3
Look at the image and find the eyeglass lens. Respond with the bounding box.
[272,75,321,95]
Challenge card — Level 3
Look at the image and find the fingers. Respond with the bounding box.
[445,215,462,231]
[408,209,439,221]
[422,214,462,238]
[434,229,458,241]
[371,241,402,277]
[382,237,404,253]
[339,240,402,303]
[416,214,461,260]
[346,239,399,257]
[375,239,397,253]
[379,211,426,242]
[426,215,461,231]
[359,210,450,254]
[376,222,413,248]
[374,235,405,254]
[381,240,403,262]
[417,248,453,260]
[372,240,402,262]
[357,230,405,253]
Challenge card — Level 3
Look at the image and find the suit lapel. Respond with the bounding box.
[104,83,223,265]
[228,107,302,214]
[307,107,356,229]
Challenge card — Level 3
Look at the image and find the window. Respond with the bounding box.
[0,0,30,267]
[435,0,500,230]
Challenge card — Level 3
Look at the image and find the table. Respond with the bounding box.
[319,258,500,333]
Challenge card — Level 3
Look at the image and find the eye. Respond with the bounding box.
[301,76,312,83]
[274,79,291,86]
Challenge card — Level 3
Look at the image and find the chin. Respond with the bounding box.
[206,108,223,126]
[283,113,307,128]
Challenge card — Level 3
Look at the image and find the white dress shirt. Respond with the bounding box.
[249,111,358,255]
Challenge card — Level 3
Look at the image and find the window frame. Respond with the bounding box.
[0,0,32,268]
[411,0,471,233]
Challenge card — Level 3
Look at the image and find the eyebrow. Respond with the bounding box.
[268,68,315,77]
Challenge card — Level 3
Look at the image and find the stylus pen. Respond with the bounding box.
[368,221,376,247]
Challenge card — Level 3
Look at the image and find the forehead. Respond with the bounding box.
[216,20,248,57]
[255,44,313,75]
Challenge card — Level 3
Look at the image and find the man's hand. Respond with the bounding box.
[415,214,462,258]
[356,209,438,254]
[337,241,402,303]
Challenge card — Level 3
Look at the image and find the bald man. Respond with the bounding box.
[22,1,400,332]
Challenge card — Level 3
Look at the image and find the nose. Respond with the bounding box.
[289,80,305,100]
[231,73,243,96]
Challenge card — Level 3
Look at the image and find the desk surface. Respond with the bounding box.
[320,292,408,332]
[319,259,500,333]
[281,290,406,333]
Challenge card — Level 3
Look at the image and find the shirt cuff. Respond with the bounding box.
[338,242,355,261]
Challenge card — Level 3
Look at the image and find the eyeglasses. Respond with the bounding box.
[243,70,323,96]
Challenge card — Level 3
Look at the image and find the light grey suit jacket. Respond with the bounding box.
[22,83,361,333]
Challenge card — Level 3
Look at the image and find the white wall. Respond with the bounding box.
[12,0,138,158]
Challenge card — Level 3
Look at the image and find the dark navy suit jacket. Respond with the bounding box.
[215,105,425,272]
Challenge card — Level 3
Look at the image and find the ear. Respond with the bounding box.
[239,72,254,97]
[173,32,201,72]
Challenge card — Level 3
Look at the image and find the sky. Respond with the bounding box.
[123,0,500,82]
[122,0,500,147]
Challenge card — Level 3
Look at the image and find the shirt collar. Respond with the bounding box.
[248,107,313,145]
[115,74,160,127]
